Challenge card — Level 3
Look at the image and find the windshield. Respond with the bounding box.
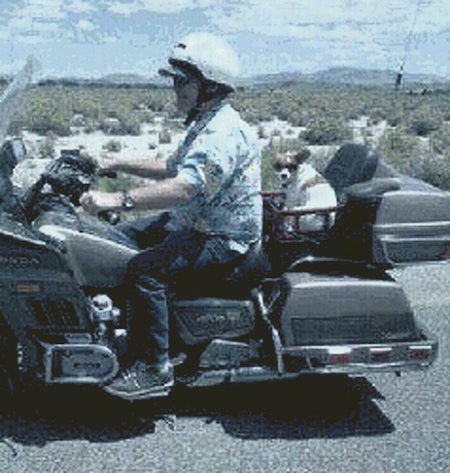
[0,56,39,143]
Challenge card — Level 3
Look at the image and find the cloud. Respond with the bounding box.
[205,0,448,41]
[64,0,97,14]
[106,0,216,16]
[20,0,67,22]
[198,0,449,74]
[0,0,448,78]
[77,19,96,31]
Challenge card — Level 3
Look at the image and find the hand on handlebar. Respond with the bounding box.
[96,154,117,171]
[80,191,122,215]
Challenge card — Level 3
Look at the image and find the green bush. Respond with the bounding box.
[36,135,56,159]
[420,153,450,190]
[407,105,442,137]
[9,80,450,191]
[103,139,122,153]
[430,125,450,155]
[26,96,72,136]
[158,128,172,144]
[378,127,427,175]
[301,117,352,145]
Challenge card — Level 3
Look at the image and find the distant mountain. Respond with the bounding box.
[29,66,448,88]
[37,73,164,88]
[100,73,149,85]
[248,67,448,87]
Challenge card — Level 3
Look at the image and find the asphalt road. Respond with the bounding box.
[0,264,449,473]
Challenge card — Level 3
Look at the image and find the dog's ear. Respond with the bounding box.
[294,148,311,165]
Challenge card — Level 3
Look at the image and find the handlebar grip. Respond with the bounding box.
[97,169,117,179]
[98,209,120,225]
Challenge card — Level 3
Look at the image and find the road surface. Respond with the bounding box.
[0,264,449,473]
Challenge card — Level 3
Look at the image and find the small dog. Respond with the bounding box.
[273,149,337,232]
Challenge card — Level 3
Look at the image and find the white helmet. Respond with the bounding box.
[159,32,239,89]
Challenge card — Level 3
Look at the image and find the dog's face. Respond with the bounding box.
[273,149,311,187]
[273,153,299,187]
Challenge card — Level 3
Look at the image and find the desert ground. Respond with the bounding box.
[12,115,388,189]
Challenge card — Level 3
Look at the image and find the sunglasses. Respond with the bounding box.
[273,163,298,172]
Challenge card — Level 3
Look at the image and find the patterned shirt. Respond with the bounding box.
[169,102,262,247]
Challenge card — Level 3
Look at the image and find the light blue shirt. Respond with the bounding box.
[171,103,262,247]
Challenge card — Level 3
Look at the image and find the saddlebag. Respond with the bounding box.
[279,271,420,347]
[372,176,450,264]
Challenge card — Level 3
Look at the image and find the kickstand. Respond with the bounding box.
[161,414,177,431]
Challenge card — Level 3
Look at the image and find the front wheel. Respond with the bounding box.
[0,325,22,416]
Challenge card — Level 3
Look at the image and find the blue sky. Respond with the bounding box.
[0,0,449,80]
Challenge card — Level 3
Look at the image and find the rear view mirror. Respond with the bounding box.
[0,138,27,169]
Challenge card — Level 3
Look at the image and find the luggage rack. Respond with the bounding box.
[262,191,340,243]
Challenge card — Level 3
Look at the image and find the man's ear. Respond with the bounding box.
[294,148,311,165]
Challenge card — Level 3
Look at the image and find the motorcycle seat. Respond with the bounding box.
[172,247,271,299]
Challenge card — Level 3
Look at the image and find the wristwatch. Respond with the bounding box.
[121,192,136,211]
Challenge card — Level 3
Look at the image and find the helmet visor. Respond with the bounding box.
[158,62,189,78]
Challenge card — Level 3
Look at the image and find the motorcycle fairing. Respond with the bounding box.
[37,224,137,288]
[0,216,93,373]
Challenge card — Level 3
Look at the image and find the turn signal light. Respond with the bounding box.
[370,347,392,363]
[328,347,352,364]
[408,345,432,360]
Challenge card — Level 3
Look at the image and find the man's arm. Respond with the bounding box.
[128,176,195,211]
[99,153,176,179]
[80,176,195,214]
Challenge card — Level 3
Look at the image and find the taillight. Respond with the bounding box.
[328,347,352,364]
[408,345,433,360]
[370,347,392,363]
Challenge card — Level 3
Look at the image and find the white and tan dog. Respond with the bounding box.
[273,149,337,232]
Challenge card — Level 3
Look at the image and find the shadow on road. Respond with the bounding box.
[163,375,395,440]
[0,375,394,448]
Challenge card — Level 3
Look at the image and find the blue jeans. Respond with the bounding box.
[126,229,243,365]
[117,212,173,249]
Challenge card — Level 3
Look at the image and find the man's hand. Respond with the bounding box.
[96,155,117,172]
[80,191,122,214]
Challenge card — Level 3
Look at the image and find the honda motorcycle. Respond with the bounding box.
[0,60,446,405]
[0,136,446,406]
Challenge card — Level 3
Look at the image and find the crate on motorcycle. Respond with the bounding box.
[262,191,337,242]
[280,271,420,347]
[173,298,255,345]
[372,176,450,264]
[263,176,450,266]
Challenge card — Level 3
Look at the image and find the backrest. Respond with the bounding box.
[323,143,379,192]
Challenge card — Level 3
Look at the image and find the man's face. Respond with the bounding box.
[173,75,200,115]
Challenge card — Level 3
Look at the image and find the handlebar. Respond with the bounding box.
[22,150,101,221]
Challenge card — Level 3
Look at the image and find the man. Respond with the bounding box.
[80,32,262,400]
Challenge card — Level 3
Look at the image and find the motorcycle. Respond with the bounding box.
[0,58,445,405]
[0,136,445,407]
